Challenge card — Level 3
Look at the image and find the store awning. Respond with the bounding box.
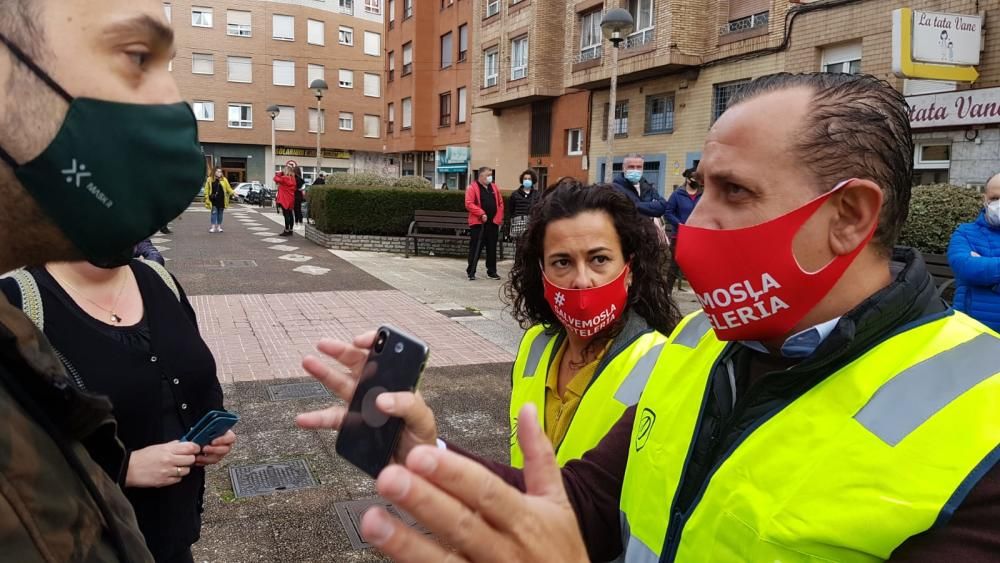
[437,165,469,173]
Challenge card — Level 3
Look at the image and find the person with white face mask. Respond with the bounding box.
[948,175,1000,332]
[507,169,540,241]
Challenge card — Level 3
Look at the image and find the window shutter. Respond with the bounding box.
[364,115,380,138]
[273,60,295,86]
[192,53,213,74]
[728,0,769,20]
[273,15,294,39]
[364,73,380,97]
[307,64,325,84]
[308,20,325,45]
[364,32,381,56]
[228,10,251,26]
[275,106,295,130]
[228,56,252,82]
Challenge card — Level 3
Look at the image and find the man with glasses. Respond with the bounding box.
[664,167,702,292]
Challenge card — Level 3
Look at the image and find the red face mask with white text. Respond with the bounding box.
[542,264,631,339]
[674,180,874,341]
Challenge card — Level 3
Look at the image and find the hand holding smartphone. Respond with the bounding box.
[182,410,240,447]
[335,326,429,477]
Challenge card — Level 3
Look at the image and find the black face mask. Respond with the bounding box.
[88,247,134,269]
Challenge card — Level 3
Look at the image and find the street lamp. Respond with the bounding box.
[310,78,329,180]
[267,104,280,179]
[601,8,634,181]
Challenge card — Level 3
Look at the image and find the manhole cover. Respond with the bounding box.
[220,259,258,268]
[266,382,331,401]
[438,309,482,318]
[334,498,431,550]
[229,459,317,498]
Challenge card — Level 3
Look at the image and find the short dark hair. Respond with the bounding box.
[682,167,697,180]
[504,182,680,345]
[519,169,537,185]
[477,166,491,176]
[729,72,913,251]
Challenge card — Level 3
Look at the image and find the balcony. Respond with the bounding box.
[578,45,602,63]
[720,11,769,36]
[623,28,654,51]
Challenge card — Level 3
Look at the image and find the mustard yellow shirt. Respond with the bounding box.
[544,342,608,448]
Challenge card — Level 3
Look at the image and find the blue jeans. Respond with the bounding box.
[211,206,224,225]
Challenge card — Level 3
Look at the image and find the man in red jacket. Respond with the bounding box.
[465,166,504,280]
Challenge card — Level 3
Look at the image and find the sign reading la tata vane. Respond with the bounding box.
[892,8,982,82]
[907,87,1000,129]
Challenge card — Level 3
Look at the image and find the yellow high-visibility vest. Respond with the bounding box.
[620,311,1000,562]
[509,317,666,467]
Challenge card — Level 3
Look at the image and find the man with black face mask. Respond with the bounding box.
[0,1,203,561]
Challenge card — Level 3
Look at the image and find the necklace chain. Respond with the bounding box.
[51,267,129,324]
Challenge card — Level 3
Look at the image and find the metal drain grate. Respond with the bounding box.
[229,459,317,498]
[437,309,482,318]
[334,498,431,550]
[266,382,331,401]
[219,259,259,268]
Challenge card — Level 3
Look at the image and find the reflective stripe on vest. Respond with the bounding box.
[620,311,1000,562]
[509,326,667,468]
[671,312,712,348]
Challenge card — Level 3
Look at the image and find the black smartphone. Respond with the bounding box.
[335,325,429,478]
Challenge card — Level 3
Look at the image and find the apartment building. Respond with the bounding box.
[167,0,390,184]
[469,0,592,189]
[383,0,473,186]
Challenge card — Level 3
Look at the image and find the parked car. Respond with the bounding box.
[233,181,263,202]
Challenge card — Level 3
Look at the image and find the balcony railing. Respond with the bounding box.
[720,11,769,35]
[578,45,602,63]
[623,28,654,50]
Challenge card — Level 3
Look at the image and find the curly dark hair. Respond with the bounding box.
[503,181,680,345]
[518,169,537,186]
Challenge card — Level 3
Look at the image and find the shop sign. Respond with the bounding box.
[276,147,352,159]
[892,8,980,82]
[907,86,1000,128]
[443,146,470,164]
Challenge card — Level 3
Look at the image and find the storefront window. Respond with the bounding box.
[912,142,951,185]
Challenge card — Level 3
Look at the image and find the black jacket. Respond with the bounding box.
[508,188,539,218]
[611,175,667,218]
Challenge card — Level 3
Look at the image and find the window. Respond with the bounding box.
[339,69,354,88]
[192,101,214,121]
[402,42,413,75]
[821,41,862,74]
[227,103,252,128]
[441,32,453,68]
[387,102,395,133]
[511,36,528,80]
[388,52,395,81]
[712,79,748,121]
[307,64,325,85]
[364,73,381,97]
[484,47,498,87]
[404,0,413,18]
[439,92,452,127]
[913,142,951,184]
[227,56,252,83]
[272,15,294,41]
[272,60,295,86]
[530,100,553,156]
[339,112,354,131]
[365,0,382,15]
[626,0,654,48]
[457,87,467,123]
[339,26,354,46]
[485,0,499,18]
[164,3,172,22]
[309,109,326,133]
[458,25,468,62]
[402,97,412,129]
[191,53,214,74]
[645,94,674,134]
[389,0,396,26]
[364,114,380,138]
[226,10,251,36]
[191,6,212,27]
[579,11,602,61]
[614,101,628,137]
[364,31,381,56]
[340,0,354,15]
[308,19,325,45]
[567,129,583,155]
[274,105,295,131]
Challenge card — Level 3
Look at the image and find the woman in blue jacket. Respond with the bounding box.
[948,178,1000,331]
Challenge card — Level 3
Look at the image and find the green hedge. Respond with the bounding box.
[324,172,433,190]
[899,184,983,254]
[309,186,467,235]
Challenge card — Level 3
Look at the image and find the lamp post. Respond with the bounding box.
[309,79,329,180]
[266,104,280,179]
[600,8,634,182]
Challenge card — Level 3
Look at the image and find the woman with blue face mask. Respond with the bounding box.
[508,169,540,241]
[948,175,1000,332]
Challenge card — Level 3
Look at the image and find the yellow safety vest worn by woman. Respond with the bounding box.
[619,310,1000,562]
[509,311,666,467]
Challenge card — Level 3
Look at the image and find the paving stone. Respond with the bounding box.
[279,253,313,263]
[268,244,300,252]
[293,265,330,276]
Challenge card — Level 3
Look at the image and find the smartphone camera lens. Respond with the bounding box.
[394,342,405,354]
[374,331,387,353]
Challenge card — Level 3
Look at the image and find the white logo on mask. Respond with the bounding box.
[554,292,566,307]
[63,159,113,209]
[62,159,91,187]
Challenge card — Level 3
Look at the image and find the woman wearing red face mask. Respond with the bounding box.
[502,180,680,467]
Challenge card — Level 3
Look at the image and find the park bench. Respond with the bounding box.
[406,210,507,259]
[922,252,956,303]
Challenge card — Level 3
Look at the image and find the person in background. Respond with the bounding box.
[507,169,539,242]
[134,239,165,266]
[203,168,233,234]
[274,164,298,237]
[948,174,1000,332]
[293,166,306,226]
[1,257,235,563]
[465,166,505,281]
[440,182,448,191]
[664,167,703,292]
[611,153,668,219]
[313,173,326,186]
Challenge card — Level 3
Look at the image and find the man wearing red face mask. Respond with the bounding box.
[295,73,1000,562]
